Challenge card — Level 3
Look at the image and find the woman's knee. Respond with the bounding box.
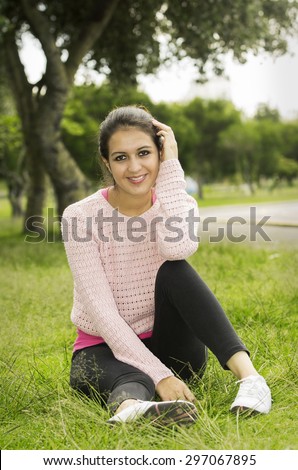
[108,371,155,410]
[70,349,155,404]
[112,370,155,397]
[156,260,189,285]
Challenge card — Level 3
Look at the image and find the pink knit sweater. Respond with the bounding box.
[62,159,199,385]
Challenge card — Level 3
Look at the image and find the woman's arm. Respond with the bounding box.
[62,203,174,386]
[152,119,200,260]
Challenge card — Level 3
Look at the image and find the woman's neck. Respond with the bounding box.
[108,186,152,216]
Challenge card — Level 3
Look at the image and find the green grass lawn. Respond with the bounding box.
[0,199,297,450]
[1,179,298,219]
[195,181,298,207]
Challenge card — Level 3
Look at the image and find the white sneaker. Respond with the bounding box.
[107,399,198,425]
[230,375,272,414]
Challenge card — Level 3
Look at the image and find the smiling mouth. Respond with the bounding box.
[127,175,147,184]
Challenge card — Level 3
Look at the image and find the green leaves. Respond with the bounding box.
[1,0,298,84]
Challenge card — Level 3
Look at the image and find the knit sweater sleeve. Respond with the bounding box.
[154,159,200,259]
[61,203,174,385]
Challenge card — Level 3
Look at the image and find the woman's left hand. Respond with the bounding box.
[155,376,196,403]
[152,118,178,162]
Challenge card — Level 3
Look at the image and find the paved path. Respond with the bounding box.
[198,200,298,248]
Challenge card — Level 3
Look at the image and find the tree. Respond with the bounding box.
[256,120,283,179]
[0,0,297,230]
[254,103,281,122]
[0,60,27,217]
[219,121,262,192]
[0,113,26,217]
[219,118,289,189]
[184,98,241,197]
[277,156,298,184]
[276,120,298,185]
[280,121,298,163]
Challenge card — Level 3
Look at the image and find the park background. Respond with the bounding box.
[0,0,297,451]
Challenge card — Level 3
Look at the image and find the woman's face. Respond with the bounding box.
[104,127,160,198]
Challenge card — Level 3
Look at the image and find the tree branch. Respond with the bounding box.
[65,0,121,81]
[2,31,34,129]
[20,0,68,91]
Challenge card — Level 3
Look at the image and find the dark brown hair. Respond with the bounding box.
[98,105,160,160]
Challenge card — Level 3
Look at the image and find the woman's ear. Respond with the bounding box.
[157,135,164,161]
[102,157,111,173]
[158,145,164,162]
[158,135,164,151]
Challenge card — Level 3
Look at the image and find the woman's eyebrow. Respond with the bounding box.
[137,145,153,150]
[111,145,153,156]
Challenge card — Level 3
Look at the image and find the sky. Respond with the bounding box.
[20,33,298,120]
[139,36,298,120]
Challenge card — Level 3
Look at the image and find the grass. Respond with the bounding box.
[1,179,298,218]
[0,195,297,450]
[194,180,298,207]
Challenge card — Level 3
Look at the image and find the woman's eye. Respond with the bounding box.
[115,155,126,161]
[139,150,150,157]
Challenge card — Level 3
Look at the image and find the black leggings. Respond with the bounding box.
[70,260,249,411]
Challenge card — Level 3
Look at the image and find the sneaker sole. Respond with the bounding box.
[230,405,262,415]
[143,401,198,426]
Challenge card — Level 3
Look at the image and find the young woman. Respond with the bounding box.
[62,106,271,425]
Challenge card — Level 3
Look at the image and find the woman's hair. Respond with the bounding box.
[98,105,160,160]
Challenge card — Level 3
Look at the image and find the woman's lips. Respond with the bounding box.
[127,174,147,184]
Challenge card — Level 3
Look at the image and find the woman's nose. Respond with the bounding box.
[127,157,142,173]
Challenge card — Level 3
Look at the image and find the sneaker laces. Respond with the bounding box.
[231,375,271,414]
[235,376,265,400]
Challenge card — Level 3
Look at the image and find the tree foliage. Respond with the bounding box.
[60,84,298,190]
[2,82,298,214]
[0,0,297,224]
[164,0,298,76]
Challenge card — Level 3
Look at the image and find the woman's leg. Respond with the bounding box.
[150,260,249,375]
[70,343,155,413]
[70,343,199,424]
[151,260,271,414]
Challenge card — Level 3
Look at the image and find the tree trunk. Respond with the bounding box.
[36,90,91,217]
[22,108,90,230]
[40,132,91,217]
[7,175,25,218]
[23,147,47,233]
[3,0,120,225]
[3,39,47,231]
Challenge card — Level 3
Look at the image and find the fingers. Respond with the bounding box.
[156,376,196,403]
[152,118,173,138]
[180,382,196,403]
[184,387,196,403]
[152,118,172,132]
[152,118,178,161]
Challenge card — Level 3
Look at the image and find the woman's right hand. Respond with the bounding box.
[152,118,178,162]
[156,376,196,403]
